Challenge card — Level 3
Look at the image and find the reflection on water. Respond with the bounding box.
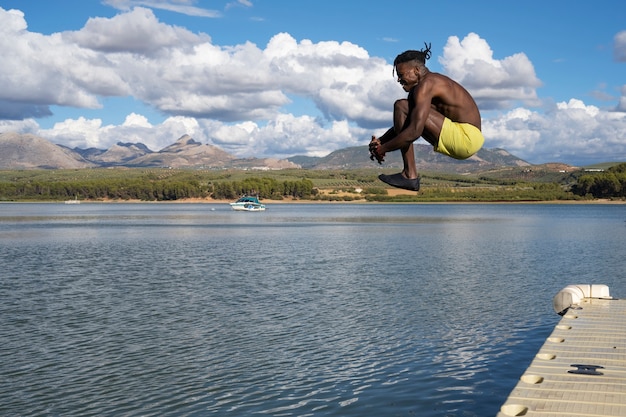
[1,203,625,416]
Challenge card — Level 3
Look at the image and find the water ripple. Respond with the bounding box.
[2,203,626,416]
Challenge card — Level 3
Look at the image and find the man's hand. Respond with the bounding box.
[369,136,385,164]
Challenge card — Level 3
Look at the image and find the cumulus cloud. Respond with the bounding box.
[53,8,397,125]
[36,114,201,151]
[440,33,542,110]
[206,115,364,158]
[1,6,625,165]
[27,112,366,159]
[261,33,396,125]
[0,7,539,133]
[484,99,626,165]
[0,8,118,115]
[614,30,626,62]
[0,118,41,134]
[42,117,108,149]
[65,7,210,54]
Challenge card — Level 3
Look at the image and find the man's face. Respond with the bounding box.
[395,62,419,92]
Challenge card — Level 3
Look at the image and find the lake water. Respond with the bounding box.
[1,202,625,417]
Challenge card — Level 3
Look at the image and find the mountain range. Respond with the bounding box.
[0,132,298,170]
[0,131,547,173]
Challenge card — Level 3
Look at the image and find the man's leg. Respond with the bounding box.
[377,99,421,191]
[392,99,418,179]
[421,108,445,148]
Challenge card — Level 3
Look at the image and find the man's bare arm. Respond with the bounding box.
[378,81,433,153]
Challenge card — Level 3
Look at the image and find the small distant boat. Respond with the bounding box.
[65,196,80,205]
[229,195,266,212]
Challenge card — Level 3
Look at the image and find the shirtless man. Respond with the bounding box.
[369,43,484,191]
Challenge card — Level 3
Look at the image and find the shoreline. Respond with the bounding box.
[3,198,624,205]
[185,197,625,205]
[3,188,625,205]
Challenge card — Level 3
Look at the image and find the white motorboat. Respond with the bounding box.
[229,195,266,211]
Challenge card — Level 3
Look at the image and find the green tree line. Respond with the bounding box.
[211,177,315,200]
[571,163,626,198]
[0,176,315,201]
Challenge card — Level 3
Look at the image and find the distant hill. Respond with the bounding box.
[79,142,153,165]
[0,132,95,169]
[124,135,236,168]
[0,133,299,170]
[0,131,573,173]
[287,144,532,173]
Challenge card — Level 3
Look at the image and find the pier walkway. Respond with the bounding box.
[498,285,626,417]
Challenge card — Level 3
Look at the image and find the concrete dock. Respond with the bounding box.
[498,285,626,417]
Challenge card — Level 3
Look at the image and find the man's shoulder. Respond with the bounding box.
[423,72,465,93]
[426,72,455,83]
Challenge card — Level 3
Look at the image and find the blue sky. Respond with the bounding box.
[0,0,625,166]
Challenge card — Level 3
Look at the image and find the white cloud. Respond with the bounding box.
[215,114,363,158]
[484,99,626,165]
[103,0,221,17]
[122,113,153,128]
[0,118,41,135]
[1,6,625,165]
[43,117,107,149]
[26,110,368,158]
[65,7,210,54]
[37,114,204,151]
[0,8,113,114]
[440,33,542,110]
[482,108,542,156]
[0,8,532,133]
[262,33,397,125]
[72,19,395,125]
[614,30,626,62]
[1,7,26,31]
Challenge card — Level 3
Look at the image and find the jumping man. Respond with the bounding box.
[370,43,484,191]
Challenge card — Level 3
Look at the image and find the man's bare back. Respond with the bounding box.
[421,72,481,129]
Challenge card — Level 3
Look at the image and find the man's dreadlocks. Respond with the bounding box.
[392,42,432,77]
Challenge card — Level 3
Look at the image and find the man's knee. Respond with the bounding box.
[394,99,408,113]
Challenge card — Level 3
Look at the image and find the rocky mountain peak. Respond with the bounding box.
[159,135,201,153]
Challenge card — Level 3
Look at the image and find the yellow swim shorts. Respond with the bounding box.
[434,117,485,160]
